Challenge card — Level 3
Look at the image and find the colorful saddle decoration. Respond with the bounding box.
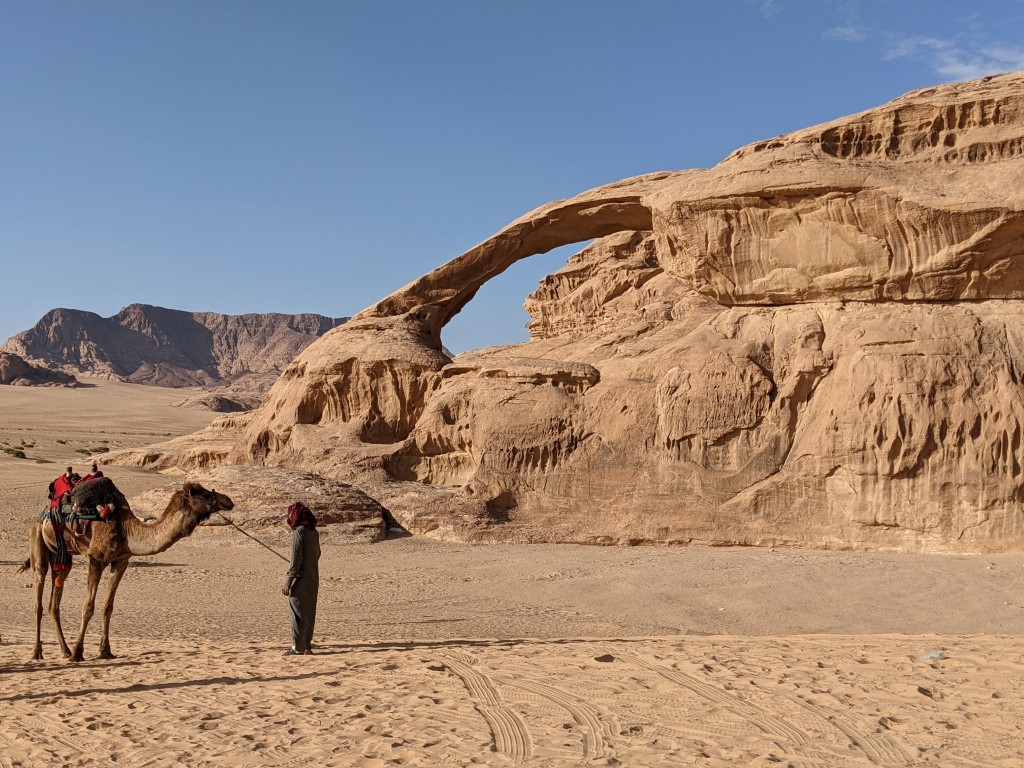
[44,476,124,586]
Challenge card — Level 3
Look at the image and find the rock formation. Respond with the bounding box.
[2,304,347,389]
[108,72,1024,553]
[130,466,387,543]
[0,352,79,387]
[172,393,254,413]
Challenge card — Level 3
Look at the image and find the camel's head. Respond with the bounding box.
[181,482,235,523]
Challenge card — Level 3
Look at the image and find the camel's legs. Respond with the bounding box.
[31,555,46,661]
[26,523,48,660]
[98,558,129,659]
[47,564,73,660]
[70,557,104,663]
[30,521,74,660]
[23,523,47,660]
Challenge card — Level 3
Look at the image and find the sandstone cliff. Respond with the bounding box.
[2,304,347,389]
[107,72,1024,553]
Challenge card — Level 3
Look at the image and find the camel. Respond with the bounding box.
[19,478,234,662]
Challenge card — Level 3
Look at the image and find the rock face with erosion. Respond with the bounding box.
[110,72,1024,553]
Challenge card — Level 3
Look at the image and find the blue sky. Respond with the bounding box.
[2,1,1022,353]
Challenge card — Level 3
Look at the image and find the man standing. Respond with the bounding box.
[281,502,320,655]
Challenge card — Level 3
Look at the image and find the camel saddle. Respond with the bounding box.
[39,477,123,540]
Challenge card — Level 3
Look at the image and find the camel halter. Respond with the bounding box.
[201,491,225,514]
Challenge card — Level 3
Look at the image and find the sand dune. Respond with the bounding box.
[2,382,1023,766]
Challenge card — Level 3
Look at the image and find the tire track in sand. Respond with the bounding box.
[500,676,618,760]
[782,691,912,766]
[440,654,532,763]
[622,655,810,747]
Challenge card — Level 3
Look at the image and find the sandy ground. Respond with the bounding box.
[2,381,1024,767]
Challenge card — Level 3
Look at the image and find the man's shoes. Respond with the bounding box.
[283,647,301,656]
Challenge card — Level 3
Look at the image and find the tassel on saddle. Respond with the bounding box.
[43,506,74,586]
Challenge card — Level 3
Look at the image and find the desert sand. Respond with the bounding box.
[2,381,1024,767]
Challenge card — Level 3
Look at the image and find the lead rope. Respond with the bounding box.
[215,511,289,562]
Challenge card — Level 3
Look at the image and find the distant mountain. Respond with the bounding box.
[1,304,348,388]
[0,351,80,387]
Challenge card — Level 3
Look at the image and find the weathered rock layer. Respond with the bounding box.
[109,72,1024,552]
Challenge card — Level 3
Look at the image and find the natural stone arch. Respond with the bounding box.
[356,186,659,328]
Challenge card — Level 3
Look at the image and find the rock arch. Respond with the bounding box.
[356,184,659,327]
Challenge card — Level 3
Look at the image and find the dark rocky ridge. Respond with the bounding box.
[1,304,347,388]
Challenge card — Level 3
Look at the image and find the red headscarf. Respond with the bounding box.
[287,502,318,529]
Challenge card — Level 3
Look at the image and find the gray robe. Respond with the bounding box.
[286,525,320,652]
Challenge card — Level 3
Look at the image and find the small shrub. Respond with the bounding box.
[90,446,110,454]
[75,448,91,455]
[56,439,67,445]
[3,448,27,459]
[35,458,54,464]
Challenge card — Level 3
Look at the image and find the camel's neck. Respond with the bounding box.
[121,499,202,556]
